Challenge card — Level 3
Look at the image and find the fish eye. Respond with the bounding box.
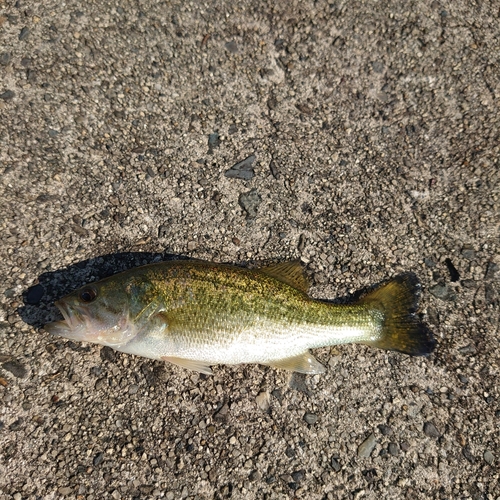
[79,287,97,303]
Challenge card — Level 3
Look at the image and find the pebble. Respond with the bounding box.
[225,155,256,180]
[330,457,341,472]
[0,90,15,101]
[2,360,27,378]
[484,261,498,280]
[378,424,393,436]
[208,132,220,150]
[423,421,440,439]
[357,433,377,457]
[462,446,475,463]
[429,283,456,301]
[291,469,305,482]
[388,443,399,456]
[461,246,476,260]
[424,257,436,268]
[0,52,11,65]
[303,413,318,425]
[483,450,494,465]
[19,27,30,40]
[269,160,279,179]
[238,189,261,219]
[225,40,238,53]
[58,487,72,495]
[93,452,104,466]
[255,391,270,411]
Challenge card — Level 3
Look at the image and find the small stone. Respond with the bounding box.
[357,433,377,457]
[225,40,238,53]
[93,452,104,466]
[291,469,305,482]
[424,257,436,268]
[187,241,197,251]
[71,224,89,237]
[297,234,306,252]
[2,360,27,378]
[462,446,475,463]
[429,283,456,301]
[58,487,73,495]
[225,155,256,180]
[461,246,475,260]
[111,490,121,499]
[295,103,312,114]
[388,443,399,456]
[0,90,15,101]
[9,418,23,431]
[484,261,498,280]
[249,470,261,481]
[267,97,278,110]
[269,160,279,179]
[330,457,341,472]
[371,61,384,73]
[483,450,494,465]
[400,441,410,452]
[303,413,318,425]
[255,391,270,411]
[13,494,22,500]
[25,284,44,305]
[378,424,393,436]
[128,384,139,394]
[208,132,220,150]
[423,421,440,439]
[0,52,12,65]
[19,27,30,40]
[238,189,261,219]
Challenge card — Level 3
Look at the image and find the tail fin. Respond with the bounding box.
[360,273,436,356]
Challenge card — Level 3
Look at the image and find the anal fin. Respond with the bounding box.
[264,352,325,374]
[161,356,213,375]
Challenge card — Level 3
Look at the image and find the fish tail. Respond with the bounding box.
[360,273,436,356]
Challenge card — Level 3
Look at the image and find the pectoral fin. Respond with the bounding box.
[264,352,325,374]
[161,356,213,375]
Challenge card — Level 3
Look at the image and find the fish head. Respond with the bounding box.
[44,280,138,348]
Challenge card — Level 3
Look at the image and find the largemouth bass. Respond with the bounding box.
[44,260,435,374]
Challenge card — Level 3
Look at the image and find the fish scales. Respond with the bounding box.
[44,259,435,374]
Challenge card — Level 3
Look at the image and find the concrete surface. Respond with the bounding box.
[1,0,499,498]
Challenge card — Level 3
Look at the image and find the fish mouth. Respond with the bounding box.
[44,299,87,339]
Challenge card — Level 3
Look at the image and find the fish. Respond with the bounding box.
[44,259,435,375]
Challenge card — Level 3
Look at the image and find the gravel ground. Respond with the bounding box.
[1,0,499,499]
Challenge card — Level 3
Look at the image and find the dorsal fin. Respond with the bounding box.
[260,260,310,293]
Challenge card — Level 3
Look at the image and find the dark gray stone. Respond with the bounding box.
[0,90,15,101]
[429,283,456,301]
[423,421,440,439]
[225,41,238,53]
[19,27,30,40]
[303,413,317,425]
[2,360,27,378]
[225,155,256,180]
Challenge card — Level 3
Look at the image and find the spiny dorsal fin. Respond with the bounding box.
[260,260,310,293]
